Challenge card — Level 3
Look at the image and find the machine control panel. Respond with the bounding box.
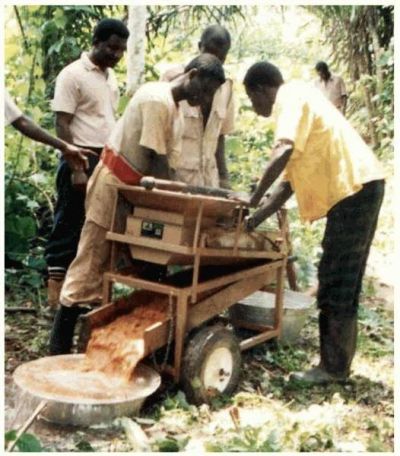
[141,220,164,239]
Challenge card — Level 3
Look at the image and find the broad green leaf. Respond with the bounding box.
[15,433,42,452]
[5,430,17,443]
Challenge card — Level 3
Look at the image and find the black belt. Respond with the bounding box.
[75,145,103,155]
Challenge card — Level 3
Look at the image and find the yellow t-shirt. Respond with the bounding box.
[273,81,385,222]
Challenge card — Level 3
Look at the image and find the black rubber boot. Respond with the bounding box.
[319,310,357,376]
[291,311,358,384]
[49,305,86,355]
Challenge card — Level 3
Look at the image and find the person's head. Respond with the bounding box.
[243,61,284,117]
[181,53,226,107]
[198,25,231,63]
[315,61,330,81]
[91,18,129,69]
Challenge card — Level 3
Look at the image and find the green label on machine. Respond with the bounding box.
[141,220,164,239]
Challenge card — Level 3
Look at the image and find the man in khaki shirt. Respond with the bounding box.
[45,18,129,306]
[162,25,234,188]
[314,61,348,115]
[49,53,226,355]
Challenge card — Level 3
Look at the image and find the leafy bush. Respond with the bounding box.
[5,430,43,452]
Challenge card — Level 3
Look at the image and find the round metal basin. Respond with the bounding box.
[13,354,161,427]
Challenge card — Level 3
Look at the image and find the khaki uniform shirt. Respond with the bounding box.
[5,90,23,125]
[52,52,119,147]
[275,81,385,222]
[86,82,183,229]
[162,64,235,187]
[314,74,347,110]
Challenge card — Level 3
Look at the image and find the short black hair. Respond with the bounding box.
[200,25,231,48]
[185,53,226,85]
[92,18,130,44]
[315,61,329,73]
[243,61,284,90]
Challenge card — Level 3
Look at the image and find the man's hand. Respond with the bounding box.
[244,214,256,232]
[60,143,97,171]
[248,141,293,207]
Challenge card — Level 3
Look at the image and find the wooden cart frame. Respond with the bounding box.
[83,184,288,383]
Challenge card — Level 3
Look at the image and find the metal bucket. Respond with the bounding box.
[229,290,314,344]
[13,354,161,427]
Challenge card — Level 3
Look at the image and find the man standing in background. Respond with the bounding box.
[162,25,234,189]
[314,61,348,115]
[45,18,129,307]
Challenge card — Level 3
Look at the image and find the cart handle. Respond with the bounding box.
[140,176,247,202]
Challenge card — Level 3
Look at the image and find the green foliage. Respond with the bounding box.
[4,430,17,443]
[205,427,280,452]
[225,123,274,193]
[357,305,394,358]
[162,390,191,411]
[296,428,334,452]
[75,439,95,452]
[263,344,309,372]
[209,393,233,410]
[309,5,394,152]
[5,431,43,452]
[4,150,53,291]
[153,436,190,452]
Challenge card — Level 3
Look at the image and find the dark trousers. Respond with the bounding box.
[45,147,102,274]
[317,180,385,317]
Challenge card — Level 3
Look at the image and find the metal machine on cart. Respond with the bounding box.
[80,179,288,404]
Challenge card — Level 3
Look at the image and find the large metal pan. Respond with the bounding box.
[13,354,160,427]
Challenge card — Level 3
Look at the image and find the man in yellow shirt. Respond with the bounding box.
[243,61,385,385]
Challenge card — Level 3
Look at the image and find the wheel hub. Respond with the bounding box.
[202,347,233,392]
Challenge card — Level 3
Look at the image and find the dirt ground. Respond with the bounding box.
[4,281,394,452]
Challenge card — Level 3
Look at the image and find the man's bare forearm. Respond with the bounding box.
[12,116,68,152]
[55,113,74,144]
[249,142,293,207]
[139,147,173,180]
[12,114,95,171]
[341,96,347,115]
[246,181,293,230]
[215,135,230,188]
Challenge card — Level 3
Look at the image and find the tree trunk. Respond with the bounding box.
[126,6,147,97]
[367,8,384,93]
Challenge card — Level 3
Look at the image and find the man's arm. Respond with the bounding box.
[215,135,231,189]
[341,95,348,115]
[11,114,94,170]
[55,111,74,144]
[249,141,294,207]
[339,76,348,115]
[139,146,175,180]
[245,181,293,231]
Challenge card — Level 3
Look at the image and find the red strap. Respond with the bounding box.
[101,146,143,185]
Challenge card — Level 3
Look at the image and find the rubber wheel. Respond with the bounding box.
[181,325,241,405]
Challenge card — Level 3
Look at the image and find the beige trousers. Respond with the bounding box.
[60,220,110,307]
